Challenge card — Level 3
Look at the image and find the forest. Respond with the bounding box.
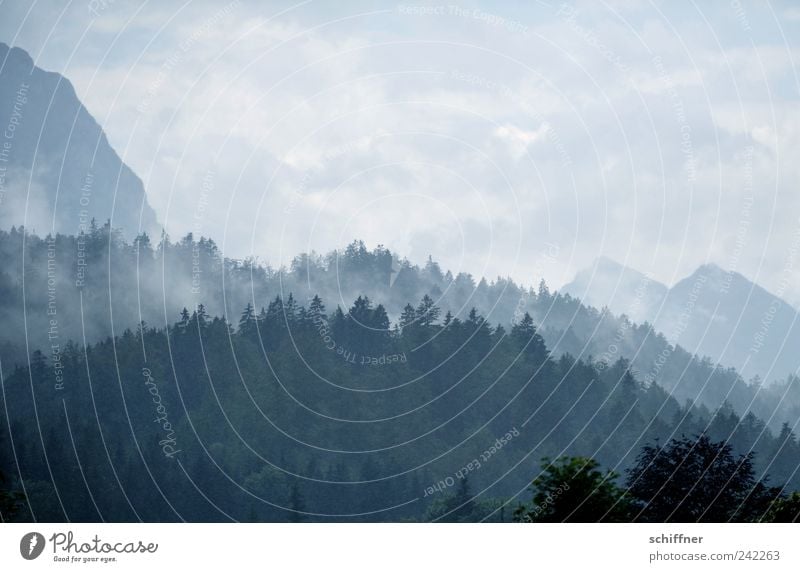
[1,224,799,434]
[1,274,799,521]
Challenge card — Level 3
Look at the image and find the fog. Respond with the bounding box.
[1,1,799,303]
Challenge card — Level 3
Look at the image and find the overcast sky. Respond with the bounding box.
[2,0,799,300]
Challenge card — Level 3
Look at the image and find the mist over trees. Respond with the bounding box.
[0,226,799,522]
[1,283,799,522]
[2,0,800,535]
[1,225,798,436]
[0,42,159,238]
[562,256,800,385]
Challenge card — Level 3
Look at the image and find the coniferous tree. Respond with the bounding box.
[416,294,440,328]
[626,434,778,522]
[178,307,191,332]
[399,304,416,329]
[239,303,257,337]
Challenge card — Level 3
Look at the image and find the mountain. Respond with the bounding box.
[0,42,158,238]
[658,263,800,383]
[561,256,667,324]
[563,259,800,383]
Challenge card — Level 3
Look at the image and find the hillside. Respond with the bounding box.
[0,43,159,238]
[2,290,797,522]
[0,229,797,436]
[563,258,800,385]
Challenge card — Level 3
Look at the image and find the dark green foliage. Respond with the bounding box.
[423,477,505,522]
[763,492,800,522]
[0,467,25,522]
[0,230,799,522]
[514,457,634,522]
[625,434,780,522]
[415,294,440,328]
[0,228,797,441]
[2,291,796,522]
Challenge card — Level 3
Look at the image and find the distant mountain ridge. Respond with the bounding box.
[562,257,800,383]
[0,40,796,433]
[0,42,159,238]
[560,256,668,324]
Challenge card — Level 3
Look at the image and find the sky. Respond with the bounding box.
[1,0,799,301]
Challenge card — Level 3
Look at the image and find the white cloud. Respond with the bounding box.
[493,123,550,159]
[2,0,799,300]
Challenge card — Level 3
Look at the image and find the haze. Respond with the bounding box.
[2,0,799,301]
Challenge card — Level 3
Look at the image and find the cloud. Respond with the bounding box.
[493,123,550,159]
[1,0,799,302]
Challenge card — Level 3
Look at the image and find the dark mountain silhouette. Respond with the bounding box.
[0,42,159,238]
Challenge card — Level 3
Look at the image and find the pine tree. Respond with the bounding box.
[511,312,547,358]
[537,278,550,300]
[265,296,285,328]
[308,295,326,322]
[371,304,390,331]
[194,304,208,329]
[284,293,298,324]
[239,303,257,337]
[416,294,440,327]
[424,255,444,283]
[178,307,191,332]
[348,296,372,324]
[399,304,416,329]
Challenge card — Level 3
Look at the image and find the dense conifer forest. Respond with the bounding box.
[1,232,799,521]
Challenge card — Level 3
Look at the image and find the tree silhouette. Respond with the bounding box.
[763,492,800,522]
[238,303,257,337]
[0,464,25,522]
[515,457,633,522]
[626,434,779,522]
[415,294,440,327]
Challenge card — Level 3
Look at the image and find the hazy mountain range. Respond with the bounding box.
[0,40,798,426]
[0,42,159,238]
[562,256,800,384]
[1,38,800,524]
